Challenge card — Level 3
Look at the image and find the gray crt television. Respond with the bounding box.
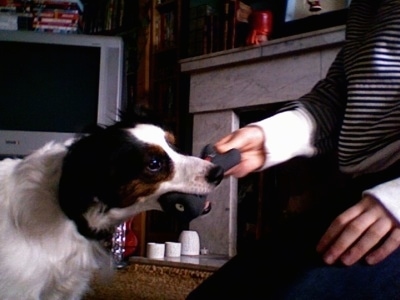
[0,30,124,157]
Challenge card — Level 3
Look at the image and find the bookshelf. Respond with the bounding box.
[187,0,253,57]
[149,0,190,150]
[83,0,152,113]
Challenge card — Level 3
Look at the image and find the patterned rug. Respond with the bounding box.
[83,262,213,300]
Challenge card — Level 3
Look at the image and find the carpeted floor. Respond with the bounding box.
[83,263,213,300]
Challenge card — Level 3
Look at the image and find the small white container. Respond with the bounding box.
[165,241,182,257]
[179,230,200,256]
[146,242,165,259]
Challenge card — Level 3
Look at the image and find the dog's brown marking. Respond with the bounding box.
[119,180,160,207]
[118,144,174,208]
[165,131,175,146]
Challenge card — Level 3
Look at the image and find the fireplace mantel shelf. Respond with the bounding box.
[181,25,346,257]
[180,25,345,74]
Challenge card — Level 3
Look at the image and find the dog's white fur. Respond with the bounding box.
[0,123,220,299]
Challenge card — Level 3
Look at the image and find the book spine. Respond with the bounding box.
[116,0,124,28]
[188,4,219,57]
[0,2,30,13]
[104,0,114,30]
[33,17,78,25]
[33,23,78,33]
[205,14,213,54]
[153,13,160,50]
[34,10,80,20]
[227,0,238,50]
[222,0,229,50]
[0,6,17,13]
[158,10,175,50]
[235,1,251,47]
[33,0,83,13]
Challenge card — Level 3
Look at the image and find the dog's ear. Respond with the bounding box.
[117,106,177,135]
[118,106,161,128]
[58,127,141,239]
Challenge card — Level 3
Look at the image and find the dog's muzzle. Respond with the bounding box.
[158,145,240,223]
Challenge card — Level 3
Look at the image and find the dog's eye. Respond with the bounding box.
[175,203,185,212]
[147,158,162,172]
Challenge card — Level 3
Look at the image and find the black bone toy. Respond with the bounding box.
[158,144,241,223]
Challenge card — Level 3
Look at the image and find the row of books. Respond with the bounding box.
[0,0,83,14]
[188,1,252,57]
[84,0,126,34]
[0,0,83,33]
[153,9,175,51]
[33,1,82,33]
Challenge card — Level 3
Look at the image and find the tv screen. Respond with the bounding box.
[0,42,100,133]
[0,30,124,157]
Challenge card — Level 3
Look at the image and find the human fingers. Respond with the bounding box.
[224,150,265,178]
[339,217,392,266]
[214,134,236,153]
[319,209,374,265]
[353,196,400,265]
[214,127,265,177]
[365,227,400,265]
[214,126,264,154]
[316,202,365,256]
[317,196,396,265]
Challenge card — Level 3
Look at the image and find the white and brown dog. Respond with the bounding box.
[0,114,223,299]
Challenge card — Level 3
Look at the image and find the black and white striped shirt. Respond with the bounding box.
[282,0,400,175]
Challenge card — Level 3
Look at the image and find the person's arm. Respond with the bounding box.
[250,109,316,169]
[245,47,348,170]
[275,47,348,155]
[215,49,348,176]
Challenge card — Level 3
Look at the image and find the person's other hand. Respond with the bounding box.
[316,195,400,265]
[214,126,266,178]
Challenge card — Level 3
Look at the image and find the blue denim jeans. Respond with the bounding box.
[187,164,400,300]
[187,241,400,299]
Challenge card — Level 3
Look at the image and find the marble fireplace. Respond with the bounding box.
[179,26,345,257]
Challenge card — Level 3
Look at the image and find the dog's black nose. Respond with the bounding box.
[206,165,224,186]
[201,146,241,184]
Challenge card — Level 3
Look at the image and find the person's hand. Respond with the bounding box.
[214,126,266,178]
[316,195,400,266]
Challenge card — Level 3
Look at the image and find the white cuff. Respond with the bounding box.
[363,178,400,224]
[249,109,316,169]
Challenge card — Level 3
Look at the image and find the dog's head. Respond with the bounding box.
[58,112,223,240]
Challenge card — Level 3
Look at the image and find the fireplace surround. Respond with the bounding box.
[179,25,345,257]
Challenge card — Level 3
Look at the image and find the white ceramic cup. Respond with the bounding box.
[146,242,165,259]
[165,241,182,257]
[179,230,200,255]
